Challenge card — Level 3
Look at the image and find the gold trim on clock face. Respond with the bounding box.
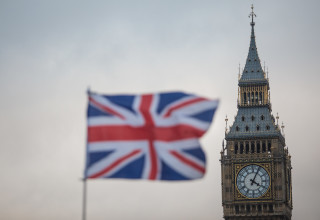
[236,164,270,199]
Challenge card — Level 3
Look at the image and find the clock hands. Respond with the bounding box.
[250,166,261,186]
[250,179,260,186]
[253,166,260,180]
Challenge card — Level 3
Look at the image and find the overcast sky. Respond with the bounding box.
[1,0,319,219]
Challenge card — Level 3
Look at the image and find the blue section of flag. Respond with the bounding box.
[160,160,189,181]
[191,109,217,122]
[88,104,112,117]
[183,148,206,162]
[103,95,136,114]
[109,156,145,179]
[156,92,190,114]
[88,151,114,167]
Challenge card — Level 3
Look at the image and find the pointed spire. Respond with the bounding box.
[222,139,225,151]
[249,4,257,46]
[225,115,229,134]
[249,4,256,26]
[281,122,285,136]
[239,5,268,85]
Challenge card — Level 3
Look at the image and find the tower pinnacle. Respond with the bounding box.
[239,4,266,85]
[249,4,256,26]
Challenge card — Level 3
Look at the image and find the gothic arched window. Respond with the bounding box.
[262,141,266,153]
[251,92,254,103]
[268,141,272,153]
[240,143,244,154]
[259,92,262,104]
[251,141,255,153]
[245,142,249,154]
[246,205,251,213]
[269,204,274,212]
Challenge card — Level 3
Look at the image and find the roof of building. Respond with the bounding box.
[239,21,268,86]
[225,106,283,141]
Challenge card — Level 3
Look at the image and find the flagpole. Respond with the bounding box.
[82,178,87,220]
[83,87,90,220]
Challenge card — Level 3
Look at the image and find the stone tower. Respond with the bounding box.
[220,6,292,220]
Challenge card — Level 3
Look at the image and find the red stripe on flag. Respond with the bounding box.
[140,94,154,125]
[89,97,125,119]
[147,140,158,180]
[88,149,142,178]
[140,95,158,180]
[155,124,205,140]
[88,126,148,141]
[87,125,205,142]
[164,97,207,118]
[170,151,205,174]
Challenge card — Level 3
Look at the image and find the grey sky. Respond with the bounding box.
[0,0,319,219]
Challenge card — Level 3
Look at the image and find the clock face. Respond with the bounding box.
[236,164,270,198]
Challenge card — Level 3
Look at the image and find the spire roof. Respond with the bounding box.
[239,6,268,86]
[225,106,284,142]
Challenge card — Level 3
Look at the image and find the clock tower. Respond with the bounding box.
[220,6,293,220]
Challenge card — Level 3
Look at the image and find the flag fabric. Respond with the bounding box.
[85,91,219,181]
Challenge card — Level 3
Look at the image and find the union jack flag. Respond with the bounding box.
[85,91,219,181]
